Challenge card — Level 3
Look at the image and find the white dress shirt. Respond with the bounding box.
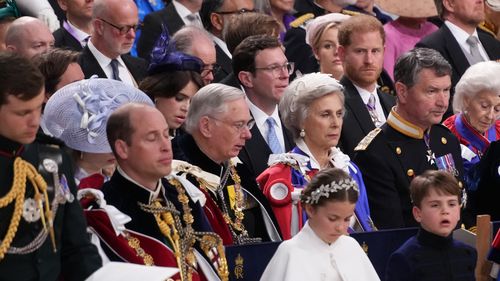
[354,83,387,125]
[246,99,286,152]
[445,20,490,61]
[87,41,137,87]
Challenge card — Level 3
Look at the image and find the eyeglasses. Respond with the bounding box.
[208,116,255,133]
[215,8,255,15]
[201,63,221,78]
[254,62,295,77]
[98,18,139,35]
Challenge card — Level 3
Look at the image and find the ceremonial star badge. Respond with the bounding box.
[427,150,436,165]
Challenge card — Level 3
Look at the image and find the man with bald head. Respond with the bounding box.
[172,25,217,85]
[78,0,147,86]
[5,16,55,58]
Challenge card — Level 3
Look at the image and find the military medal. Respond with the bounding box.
[426,150,436,165]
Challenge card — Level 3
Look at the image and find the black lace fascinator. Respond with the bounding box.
[147,24,203,75]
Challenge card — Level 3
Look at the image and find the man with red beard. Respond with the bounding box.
[78,0,147,86]
[232,35,295,177]
[337,14,395,158]
[173,83,282,245]
[353,48,466,230]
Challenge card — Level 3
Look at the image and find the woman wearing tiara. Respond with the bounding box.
[140,26,204,137]
[257,73,375,240]
[260,168,380,281]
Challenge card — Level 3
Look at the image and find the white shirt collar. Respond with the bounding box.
[246,98,280,128]
[353,83,378,105]
[172,0,199,26]
[65,20,90,45]
[87,40,127,76]
[444,20,481,54]
[117,166,162,203]
[211,33,232,59]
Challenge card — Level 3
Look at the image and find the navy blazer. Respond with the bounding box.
[53,27,83,51]
[238,116,295,178]
[339,77,395,158]
[214,44,232,82]
[78,45,148,84]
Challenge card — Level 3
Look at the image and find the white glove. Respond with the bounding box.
[16,0,61,32]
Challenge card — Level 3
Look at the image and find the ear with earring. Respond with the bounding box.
[300,129,305,138]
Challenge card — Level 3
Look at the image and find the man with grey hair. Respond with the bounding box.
[417,0,500,118]
[174,83,282,245]
[5,16,55,58]
[172,25,217,85]
[353,48,466,229]
[78,0,147,86]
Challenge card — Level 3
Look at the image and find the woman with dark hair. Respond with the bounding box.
[260,168,379,281]
[140,29,204,137]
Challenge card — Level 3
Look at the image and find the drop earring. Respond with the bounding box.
[300,129,305,138]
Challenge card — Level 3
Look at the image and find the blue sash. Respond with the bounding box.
[455,113,496,155]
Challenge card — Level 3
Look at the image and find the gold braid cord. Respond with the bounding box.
[140,177,229,281]
[0,157,54,261]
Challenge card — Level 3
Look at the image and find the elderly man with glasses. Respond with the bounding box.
[232,34,295,178]
[172,83,282,245]
[78,0,147,87]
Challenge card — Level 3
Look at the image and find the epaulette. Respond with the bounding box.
[354,128,382,151]
[290,13,314,29]
[478,21,497,38]
[341,9,362,17]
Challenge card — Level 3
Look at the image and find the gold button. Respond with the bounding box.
[407,169,414,177]
[396,147,402,155]
[441,137,447,144]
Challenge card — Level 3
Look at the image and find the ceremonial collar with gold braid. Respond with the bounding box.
[0,157,56,261]
[171,159,255,245]
[140,171,229,281]
[386,107,427,139]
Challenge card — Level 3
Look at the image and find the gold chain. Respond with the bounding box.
[0,157,53,260]
[125,233,155,266]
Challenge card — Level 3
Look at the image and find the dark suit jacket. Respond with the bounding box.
[339,77,395,158]
[238,117,295,178]
[137,3,185,60]
[78,46,148,84]
[416,24,500,117]
[53,27,83,51]
[214,44,232,82]
[219,72,240,89]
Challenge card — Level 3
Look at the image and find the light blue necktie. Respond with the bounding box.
[266,117,283,154]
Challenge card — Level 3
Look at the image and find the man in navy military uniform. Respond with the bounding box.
[353,48,465,229]
[0,52,101,280]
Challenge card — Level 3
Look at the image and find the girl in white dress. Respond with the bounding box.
[260,168,380,281]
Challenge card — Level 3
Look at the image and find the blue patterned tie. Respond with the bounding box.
[266,117,283,154]
[110,59,121,81]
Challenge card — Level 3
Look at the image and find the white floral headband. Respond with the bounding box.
[303,178,359,205]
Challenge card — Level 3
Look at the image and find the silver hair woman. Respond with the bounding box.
[305,13,350,80]
[443,61,500,173]
[257,72,375,240]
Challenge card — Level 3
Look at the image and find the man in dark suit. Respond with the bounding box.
[78,0,147,86]
[136,0,203,60]
[172,25,217,85]
[417,0,500,118]
[199,0,255,82]
[354,48,465,229]
[232,35,295,178]
[337,14,395,158]
[53,0,93,51]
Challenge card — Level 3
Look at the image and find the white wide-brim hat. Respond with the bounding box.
[42,78,154,153]
[375,0,438,18]
[487,0,500,11]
